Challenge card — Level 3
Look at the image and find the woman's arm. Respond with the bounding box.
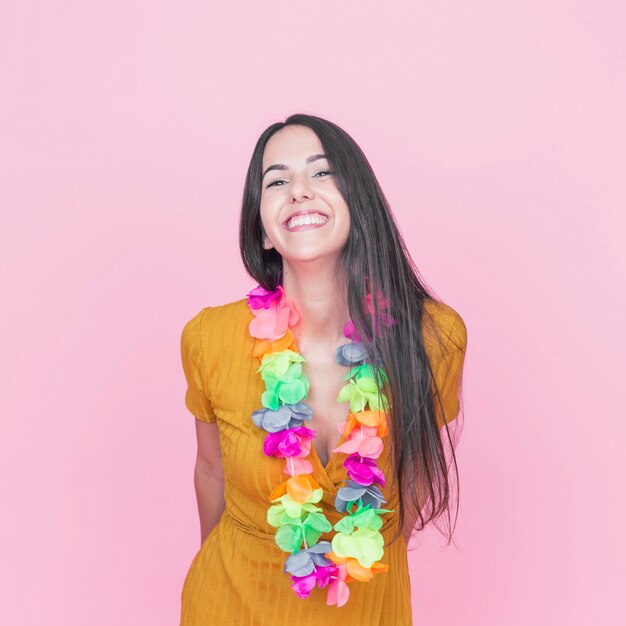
[194,419,226,545]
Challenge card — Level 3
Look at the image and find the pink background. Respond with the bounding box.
[1,1,625,624]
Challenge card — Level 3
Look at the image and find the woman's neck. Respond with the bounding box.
[281,260,350,350]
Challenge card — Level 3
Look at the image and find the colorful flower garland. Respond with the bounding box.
[247,283,395,607]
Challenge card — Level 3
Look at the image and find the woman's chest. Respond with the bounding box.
[205,324,354,474]
[300,354,351,467]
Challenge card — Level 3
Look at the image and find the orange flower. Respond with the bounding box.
[268,473,321,504]
[342,410,389,438]
[326,551,389,582]
[253,328,298,359]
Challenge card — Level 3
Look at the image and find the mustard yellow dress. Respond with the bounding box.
[179,297,467,626]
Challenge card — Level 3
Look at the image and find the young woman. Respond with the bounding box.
[179,113,467,625]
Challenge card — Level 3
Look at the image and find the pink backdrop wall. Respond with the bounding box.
[2,1,624,624]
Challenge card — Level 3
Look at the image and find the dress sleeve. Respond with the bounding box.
[180,308,218,423]
[430,314,468,429]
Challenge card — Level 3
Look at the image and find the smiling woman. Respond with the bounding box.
[258,127,352,268]
[179,114,467,626]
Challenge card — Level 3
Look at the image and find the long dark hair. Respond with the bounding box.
[239,113,464,547]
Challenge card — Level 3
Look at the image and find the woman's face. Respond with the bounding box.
[259,124,351,265]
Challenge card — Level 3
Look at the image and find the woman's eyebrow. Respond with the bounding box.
[262,153,328,180]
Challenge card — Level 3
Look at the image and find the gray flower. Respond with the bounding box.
[335,342,369,366]
[287,402,313,425]
[335,342,384,367]
[283,541,332,576]
[334,480,387,513]
[251,402,313,433]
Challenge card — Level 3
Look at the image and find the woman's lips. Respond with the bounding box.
[283,214,331,232]
[285,221,329,232]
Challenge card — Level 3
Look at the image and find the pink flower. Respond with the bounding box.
[343,454,386,487]
[342,288,397,342]
[365,290,391,313]
[263,426,315,458]
[247,285,300,342]
[246,285,282,309]
[343,319,361,342]
[326,563,350,607]
[333,424,383,458]
[290,564,336,599]
[290,575,316,599]
[284,457,314,476]
[371,311,397,338]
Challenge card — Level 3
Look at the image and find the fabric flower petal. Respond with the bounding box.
[285,457,314,476]
[327,578,350,607]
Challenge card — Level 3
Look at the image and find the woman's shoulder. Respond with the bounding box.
[421,298,467,354]
[184,297,249,325]
[182,296,251,347]
[204,296,249,317]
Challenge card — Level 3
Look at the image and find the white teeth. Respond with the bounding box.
[286,213,328,229]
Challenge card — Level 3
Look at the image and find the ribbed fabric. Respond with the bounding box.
[179,297,467,626]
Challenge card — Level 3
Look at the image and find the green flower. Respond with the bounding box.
[272,511,333,553]
[333,504,394,534]
[337,363,390,412]
[331,526,385,568]
[267,489,325,524]
[337,378,389,413]
[258,350,310,410]
[346,363,389,388]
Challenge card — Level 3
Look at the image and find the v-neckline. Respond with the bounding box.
[310,425,346,477]
[297,343,351,481]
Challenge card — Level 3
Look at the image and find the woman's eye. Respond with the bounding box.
[266,170,333,189]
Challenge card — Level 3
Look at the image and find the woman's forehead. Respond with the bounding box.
[263,126,324,166]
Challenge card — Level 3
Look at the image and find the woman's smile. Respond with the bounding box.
[283,213,331,232]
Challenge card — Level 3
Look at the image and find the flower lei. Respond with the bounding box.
[247,283,396,607]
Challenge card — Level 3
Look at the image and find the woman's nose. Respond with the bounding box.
[289,174,314,201]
